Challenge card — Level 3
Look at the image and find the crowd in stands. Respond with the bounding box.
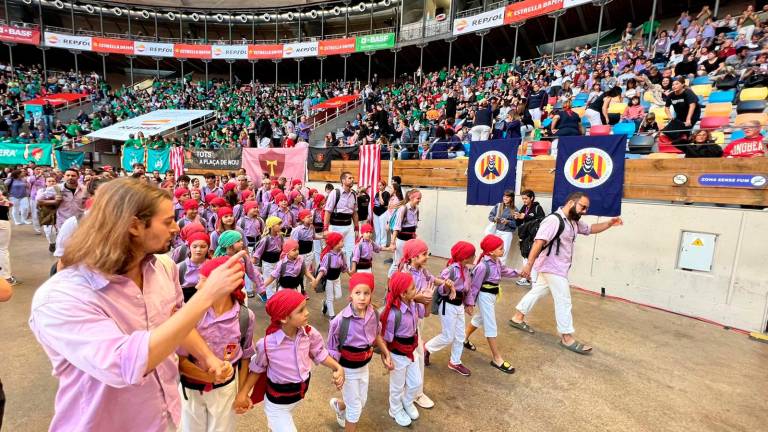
[0,3,766,159]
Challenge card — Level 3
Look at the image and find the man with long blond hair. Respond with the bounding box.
[29,178,247,431]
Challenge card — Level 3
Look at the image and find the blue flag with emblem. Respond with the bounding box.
[467,139,520,205]
[121,147,145,173]
[55,150,85,169]
[553,135,626,217]
[147,148,170,173]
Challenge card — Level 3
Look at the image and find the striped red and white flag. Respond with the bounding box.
[358,144,381,221]
[170,146,185,179]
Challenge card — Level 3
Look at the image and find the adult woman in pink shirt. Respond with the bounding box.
[29,178,247,432]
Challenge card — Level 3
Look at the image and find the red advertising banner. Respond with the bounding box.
[318,38,356,56]
[312,95,358,110]
[173,43,212,59]
[0,25,40,45]
[25,93,88,107]
[504,0,564,24]
[92,37,134,55]
[247,44,283,60]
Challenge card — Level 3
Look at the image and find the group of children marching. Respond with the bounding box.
[171,176,519,432]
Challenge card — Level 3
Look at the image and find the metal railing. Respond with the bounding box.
[309,96,363,130]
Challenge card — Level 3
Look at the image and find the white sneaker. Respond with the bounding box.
[414,393,434,409]
[329,398,345,428]
[403,403,419,420]
[515,278,531,286]
[389,409,412,427]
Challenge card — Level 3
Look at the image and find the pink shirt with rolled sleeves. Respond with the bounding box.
[324,189,357,215]
[270,256,305,279]
[56,183,86,229]
[249,326,329,384]
[28,256,184,431]
[532,208,591,278]
[351,239,381,263]
[326,304,381,361]
[318,250,348,278]
[382,301,423,343]
[392,204,419,231]
[437,263,470,297]
[178,302,256,365]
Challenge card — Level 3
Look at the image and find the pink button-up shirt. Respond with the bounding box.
[249,326,329,384]
[29,255,184,431]
[533,208,591,278]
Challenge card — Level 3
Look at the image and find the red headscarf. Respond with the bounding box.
[270,188,282,200]
[223,182,237,194]
[291,179,303,188]
[244,201,259,215]
[240,190,254,201]
[349,272,375,294]
[398,238,428,270]
[478,234,504,264]
[297,209,312,222]
[380,272,413,336]
[321,232,344,260]
[360,223,373,234]
[271,179,279,188]
[265,290,306,335]
[186,231,210,247]
[200,256,245,304]
[210,197,228,208]
[204,193,218,205]
[308,188,318,199]
[313,193,325,210]
[183,199,199,212]
[447,241,476,281]
[281,238,299,260]
[289,190,301,202]
[180,222,206,242]
[174,188,190,200]
[275,193,288,205]
[217,207,234,219]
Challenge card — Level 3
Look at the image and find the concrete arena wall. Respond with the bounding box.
[308,182,768,333]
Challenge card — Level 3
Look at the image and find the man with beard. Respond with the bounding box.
[29,178,245,431]
[56,168,86,230]
[508,192,623,355]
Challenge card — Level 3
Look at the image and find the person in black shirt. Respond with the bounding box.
[673,129,723,158]
[664,77,701,139]
[674,53,698,77]
[357,187,370,223]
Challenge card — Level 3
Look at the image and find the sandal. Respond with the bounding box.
[490,360,515,374]
[508,320,535,334]
[560,340,593,355]
[463,340,477,351]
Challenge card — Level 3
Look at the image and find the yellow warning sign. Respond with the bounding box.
[691,238,704,247]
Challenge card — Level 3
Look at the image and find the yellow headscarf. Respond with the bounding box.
[263,216,283,236]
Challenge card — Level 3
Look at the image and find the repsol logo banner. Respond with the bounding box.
[282,41,318,58]
[452,7,505,35]
[212,44,249,60]
[44,32,92,50]
[134,41,175,57]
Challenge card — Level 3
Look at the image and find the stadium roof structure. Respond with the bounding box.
[111,0,328,9]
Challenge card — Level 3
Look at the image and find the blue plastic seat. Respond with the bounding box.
[692,76,712,85]
[709,90,736,104]
[572,99,586,108]
[582,117,591,128]
[613,122,636,138]
[730,129,745,140]
[542,118,552,128]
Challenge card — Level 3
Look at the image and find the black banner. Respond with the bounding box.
[308,147,333,171]
[332,146,359,160]
[186,148,243,171]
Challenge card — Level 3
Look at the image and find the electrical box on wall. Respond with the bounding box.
[678,231,717,272]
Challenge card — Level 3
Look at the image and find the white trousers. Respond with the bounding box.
[342,365,370,423]
[415,320,426,397]
[9,197,28,225]
[264,399,300,432]
[263,261,277,299]
[469,125,491,142]
[583,108,603,126]
[329,223,354,268]
[313,239,323,272]
[387,238,405,277]
[300,252,314,275]
[515,272,575,335]
[0,221,10,278]
[372,213,388,247]
[43,224,57,245]
[356,268,372,274]
[179,376,237,432]
[388,353,421,416]
[470,291,499,338]
[528,108,542,123]
[31,203,40,231]
[325,278,342,317]
[425,302,466,365]
[496,230,514,265]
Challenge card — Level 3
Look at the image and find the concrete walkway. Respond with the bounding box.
[2,224,766,431]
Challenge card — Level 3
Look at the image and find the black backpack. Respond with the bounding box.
[431,266,459,315]
[542,213,568,256]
